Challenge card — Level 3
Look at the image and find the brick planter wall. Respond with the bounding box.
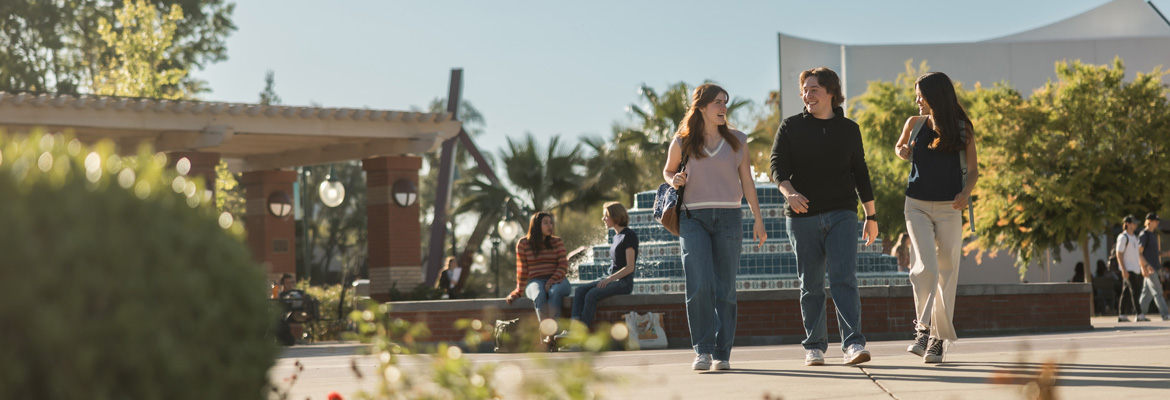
[384,283,1091,348]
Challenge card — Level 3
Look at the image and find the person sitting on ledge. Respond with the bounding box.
[569,202,638,331]
[505,212,572,325]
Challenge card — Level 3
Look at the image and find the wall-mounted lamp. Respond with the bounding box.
[267,190,293,218]
[391,178,418,208]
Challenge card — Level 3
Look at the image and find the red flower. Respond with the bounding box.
[327,391,343,400]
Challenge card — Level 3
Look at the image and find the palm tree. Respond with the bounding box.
[500,133,586,214]
[578,134,643,207]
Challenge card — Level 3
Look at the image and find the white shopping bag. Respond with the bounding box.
[624,311,668,350]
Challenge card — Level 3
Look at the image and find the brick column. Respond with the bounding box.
[239,170,298,282]
[166,151,220,197]
[364,156,423,302]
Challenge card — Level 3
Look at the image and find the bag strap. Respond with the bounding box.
[957,121,975,232]
[907,116,927,162]
[677,151,692,218]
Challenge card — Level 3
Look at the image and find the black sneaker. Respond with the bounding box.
[924,338,945,363]
[907,329,930,356]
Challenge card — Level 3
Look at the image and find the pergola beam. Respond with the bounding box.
[238,135,438,171]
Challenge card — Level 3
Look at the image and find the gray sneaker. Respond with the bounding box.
[1119,315,1131,322]
[713,360,730,370]
[843,344,871,365]
[1136,315,1151,322]
[692,354,712,370]
[907,329,930,356]
[805,349,825,366]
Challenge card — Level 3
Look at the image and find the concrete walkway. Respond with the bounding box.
[270,317,1170,399]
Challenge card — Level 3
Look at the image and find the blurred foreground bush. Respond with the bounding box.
[0,132,279,399]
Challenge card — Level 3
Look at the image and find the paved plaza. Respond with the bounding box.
[271,317,1170,399]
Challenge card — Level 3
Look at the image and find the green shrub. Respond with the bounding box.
[302,283,349,341]
[0,132,279,399]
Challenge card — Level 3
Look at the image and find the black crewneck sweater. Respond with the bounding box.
[769,107,875,217]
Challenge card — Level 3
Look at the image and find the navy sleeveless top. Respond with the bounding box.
[905,125,963,201]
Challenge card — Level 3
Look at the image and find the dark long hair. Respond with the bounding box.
[523,212,556,255]
[676,83,740,159]
[916,72,972,153]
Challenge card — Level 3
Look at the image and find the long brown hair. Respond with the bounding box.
[523,212,556,255]
[916,72,972,153]
[676,83,740,159]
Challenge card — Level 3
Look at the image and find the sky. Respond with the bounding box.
[198,0,1162,156]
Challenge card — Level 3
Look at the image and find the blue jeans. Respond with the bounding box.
[525,278,572,321]
[572,277,633,328]
[786,209,866,352]
[679,208,743,360]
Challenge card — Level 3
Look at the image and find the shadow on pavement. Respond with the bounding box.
[861,362,1170,389]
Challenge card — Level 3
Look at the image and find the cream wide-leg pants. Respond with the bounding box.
[905,197,963,342]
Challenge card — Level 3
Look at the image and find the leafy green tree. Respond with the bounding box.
[258,69,280,106]
[967,59,1170,277]
[91,0,186,99]
[214,160,244,216]
[0,0,235,95]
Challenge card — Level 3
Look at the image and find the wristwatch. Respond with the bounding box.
[865,215,877,221]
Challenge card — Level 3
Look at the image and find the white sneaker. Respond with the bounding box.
[692,354,712,370]
[713,360,730,370]
[843,344,872,365]
[805,349,825,366]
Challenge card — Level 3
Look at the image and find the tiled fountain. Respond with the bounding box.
[574,184,908,294]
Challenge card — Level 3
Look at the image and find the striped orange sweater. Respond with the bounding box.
[509,237,568,298]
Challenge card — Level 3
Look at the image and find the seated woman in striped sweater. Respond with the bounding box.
[505,211,572,324]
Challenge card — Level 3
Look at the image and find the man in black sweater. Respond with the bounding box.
[770,67,878,367]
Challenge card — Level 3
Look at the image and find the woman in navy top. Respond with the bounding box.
[570,202,638,331]
[894,72,979,364]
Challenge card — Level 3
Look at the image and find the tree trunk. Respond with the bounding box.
[1082,234,1095,316]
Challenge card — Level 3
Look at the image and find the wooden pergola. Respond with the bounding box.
[0,91,460,171]
[0,86,463,300]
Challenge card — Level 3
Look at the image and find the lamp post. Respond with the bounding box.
[494,198,522,297]
[491,233,502,297]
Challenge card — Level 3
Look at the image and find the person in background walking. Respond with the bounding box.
[1117,215,1144,322]
[894,71,979,363]
[435,256,461,299]
[569,202,638,331]
[1136,212,1170,321]
[505,212,572,325]
[663,83,767,371]
[770,67,877,366]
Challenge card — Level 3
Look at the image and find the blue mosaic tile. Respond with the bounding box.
[573,184,904,294]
